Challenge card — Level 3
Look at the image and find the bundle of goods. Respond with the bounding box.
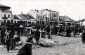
[39,38,56,47]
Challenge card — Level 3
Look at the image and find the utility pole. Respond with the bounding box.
[79,16,80,26]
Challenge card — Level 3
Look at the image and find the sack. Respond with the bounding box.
[39,38,55,47]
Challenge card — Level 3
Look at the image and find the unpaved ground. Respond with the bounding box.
[33,35,83,55]
[0,35,84,55]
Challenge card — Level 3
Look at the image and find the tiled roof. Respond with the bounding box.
[0,4,10,10]
[0,4,10,8]
[14,14,35,20]
[19,14,35,20]
[14,15,20,19]
[59,16,75,22]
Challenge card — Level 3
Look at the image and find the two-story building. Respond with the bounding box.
[29,9,46,25]
[0,4,13,22]
[29,9,59,25]
[41,9,59,25]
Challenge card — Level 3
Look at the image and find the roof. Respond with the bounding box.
[59,16,75,22]
[14,15,20,19]
[0,4,10,7]
[41,9,59,12]
[3,9,12,13]
[0,4,10,10]
[14,14,35,20]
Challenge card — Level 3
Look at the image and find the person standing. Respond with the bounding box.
[6,31,10,52]
[82,29,85,44]
[66,26,71,37]
[17,39,32,55]
[19,24,24,36]
[6,39,10,52]
[34,28,40,44]
[1,26,6,44]
[54,25,58,34]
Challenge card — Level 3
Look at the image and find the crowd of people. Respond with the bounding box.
[0,20,25,52]
[0,20,85,54]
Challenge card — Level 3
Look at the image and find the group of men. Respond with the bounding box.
[0,20,24,52]
[58,25,83,37]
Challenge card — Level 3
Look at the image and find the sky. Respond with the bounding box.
[0,0,85,21]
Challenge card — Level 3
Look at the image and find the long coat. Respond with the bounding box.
[82,31,85,43]
[17,42,32,55]
[34,30,40,40]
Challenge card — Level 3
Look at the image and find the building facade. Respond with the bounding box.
[0,4,13,21]
[59,16,75,26]
[41,9,59,25]
[29,9,46,25]
[29,9,59,25]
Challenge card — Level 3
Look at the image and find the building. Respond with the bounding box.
[75,18,85,26]
[29,9,59,25]
[29,9,46,25]
[41,9,59,25]
[14,14,35,24]
[59,16,75,26]
[0,4,13,21]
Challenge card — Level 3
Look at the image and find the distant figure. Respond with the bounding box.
[45,25,51,39]
[20,24,24,36]
[66,26,71,37]
[6,31,10,52]
[1,27,6,44]
[45,25,50,34]
[11,31,19,50]
[53,25,58,34]
[82,29,85,44]
[59,25,63,36]
[34,28,40,44]
[5,30,9,44]
[6,39,10,52]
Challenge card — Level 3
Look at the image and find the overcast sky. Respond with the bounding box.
[0,0,85,21]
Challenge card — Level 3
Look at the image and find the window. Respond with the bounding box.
[46,17,47,20]
[2,14,7,19]
[43,16,44,19]
[29,16,31,18]
[8,15,10,18]
[4,14,6,17]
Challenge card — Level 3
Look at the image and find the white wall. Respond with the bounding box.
[43,11,59,22]
[29,10,59,22]
[36,14,46,21]
[2,11,12,20]
[43,11,50,18]
[29,10,37,19]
